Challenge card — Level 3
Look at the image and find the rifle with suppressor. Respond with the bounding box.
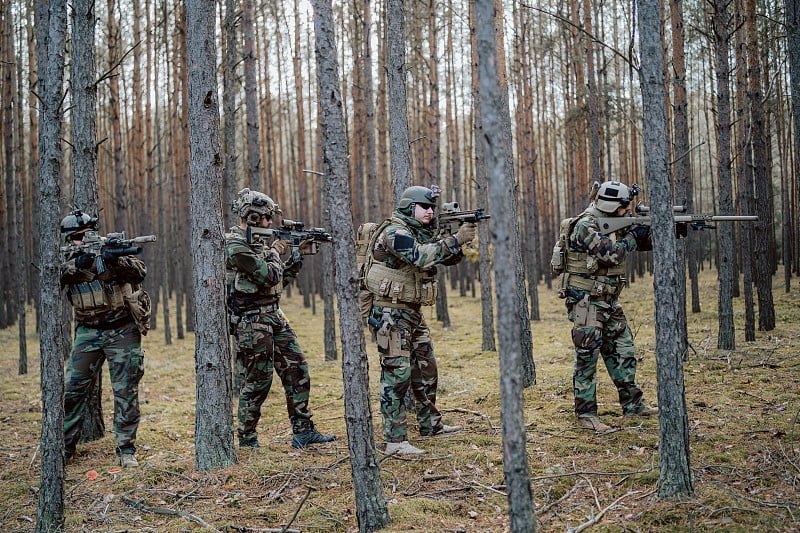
[437,201,491,238]
[61,231,157,275]
[249,220,332,264]
[596,204,758,235]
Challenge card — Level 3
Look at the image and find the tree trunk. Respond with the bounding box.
[475,1,536,530]
[35,0,67,529]
[745,0,775,331]
[312,1,391,530]
[712,0,737,350]
[387,0,412,198]
[639,0,694,499]
[243,0,263,190]
[71,0,106,446]
[223,0,239,229]
[469,1,496,353]
[788,0,800,286]
[185,0,237,471]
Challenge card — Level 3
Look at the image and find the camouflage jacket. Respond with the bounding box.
[372,211,464,272]
[225,225,285,310]
[60,254,147,327]
[568,206,639,276]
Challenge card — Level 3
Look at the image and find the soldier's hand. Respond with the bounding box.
[675,222,688,239]
[454,222,477,245]
[627,224,651,248]
[271,239,289,256]
[299,238,319,256]
[75,253,95,270]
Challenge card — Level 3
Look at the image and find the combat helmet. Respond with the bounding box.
[595,181,633,214]
[233,188,279,225]
[397,186,440,215]
[60,210,98,242]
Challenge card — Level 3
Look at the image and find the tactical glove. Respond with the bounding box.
[75,253,95,270]
[675,222,688,239]
[454,222,477,245]
[628,224,651,249]
[271,239,289,256]
[299,239,319,256]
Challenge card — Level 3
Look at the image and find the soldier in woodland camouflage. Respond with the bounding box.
[60,210,149,468]
[364,186,477,455]
[225,188,334,449]
[556,181,658,433]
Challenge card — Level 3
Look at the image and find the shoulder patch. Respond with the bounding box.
[393,233,414,252]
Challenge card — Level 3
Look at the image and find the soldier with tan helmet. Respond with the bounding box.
[363,185,476,455]
[557,181,657,434]
[60,210,149,468]
[225,188,335,449]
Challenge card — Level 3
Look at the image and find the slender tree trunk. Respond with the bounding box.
[223,0,239,228]
[185,0,237,471]
[475,1,535,530]
[387,0,412,197]
[639,0,694,499]
[712,0,737,350]
[108,0,127,231]
[788,0,800,286]
[243,0,263,190]
[35,0,67,529]
[364,0,379,217]
[312,2,390,530]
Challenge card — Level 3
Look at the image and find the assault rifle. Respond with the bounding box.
[438,201,491,237]
[596,205,758,235]
[249,220,332,264]
[61,231,157,275]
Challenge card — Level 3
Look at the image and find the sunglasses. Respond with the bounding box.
[417,203,436,211]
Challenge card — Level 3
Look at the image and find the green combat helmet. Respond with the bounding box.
[232,188,280,226]
[397,185,440,215]
[595,181,633,214]
[60,210,98,243]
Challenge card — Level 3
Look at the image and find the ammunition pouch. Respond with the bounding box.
[364,262,437,306]
[68,280,127,316]
[558,272,625,300]
[123,283,152,335]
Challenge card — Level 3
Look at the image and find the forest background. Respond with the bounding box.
[1,0,800,530]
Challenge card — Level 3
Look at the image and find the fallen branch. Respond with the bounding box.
[121,495,220,532]
[281,486,312,533]
[441,407,496,430]
[567,488,644,533]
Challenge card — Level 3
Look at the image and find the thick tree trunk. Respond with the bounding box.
[185,0,237,471]
[312,1,390,530]
[639,0,694,499]
[475,1,536,530]
[35,0,67,529]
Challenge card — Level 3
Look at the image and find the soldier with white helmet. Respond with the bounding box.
[557,181,657,434]
[225,188,335,449]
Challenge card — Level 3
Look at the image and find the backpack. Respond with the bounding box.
[355,221,386,319]
[550,216,580,276]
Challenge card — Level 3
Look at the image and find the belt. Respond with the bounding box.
[238,303,279,316]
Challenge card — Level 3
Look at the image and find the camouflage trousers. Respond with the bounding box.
[233,308,314,441]
[370,305,441,443]
[565,291,644,417]
[64,320,144,456]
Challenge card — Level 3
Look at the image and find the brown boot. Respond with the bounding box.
[577,415,613,434]
[625,405,659,417]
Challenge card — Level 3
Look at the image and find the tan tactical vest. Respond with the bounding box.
[225,230,283,298]
[363,218,437,307]
[559,208,626,296]
[68,280,127,316]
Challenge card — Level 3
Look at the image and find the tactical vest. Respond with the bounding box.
[558,208,626,296]
[225,229,283,299]
[362,217,437,307]
[67,279,127,316]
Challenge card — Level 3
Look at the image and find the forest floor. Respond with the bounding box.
[1,268,799,532]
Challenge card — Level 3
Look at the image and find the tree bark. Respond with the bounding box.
[638,0,694,499]
[312,1,391,530]
[387,0,412,197]
[35,0,67,529]
[712,0,737,350]
[475,1,536,530]
[185,0,237,471]
[243,0,263,190]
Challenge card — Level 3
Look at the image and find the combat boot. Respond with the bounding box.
[427,424,462,436]
[292,428,336,449]
[239,438,260,448]
[385,441,426,455]
[625,404,659,417]
[577,415,613,434]
[119,454,139,468]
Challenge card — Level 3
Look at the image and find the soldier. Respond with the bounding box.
[60,210,150,468]
[225,188,335,449]
[363,186,477,455]
[558,181,657,433]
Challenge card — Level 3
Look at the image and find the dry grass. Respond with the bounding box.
[1,268,799,532]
